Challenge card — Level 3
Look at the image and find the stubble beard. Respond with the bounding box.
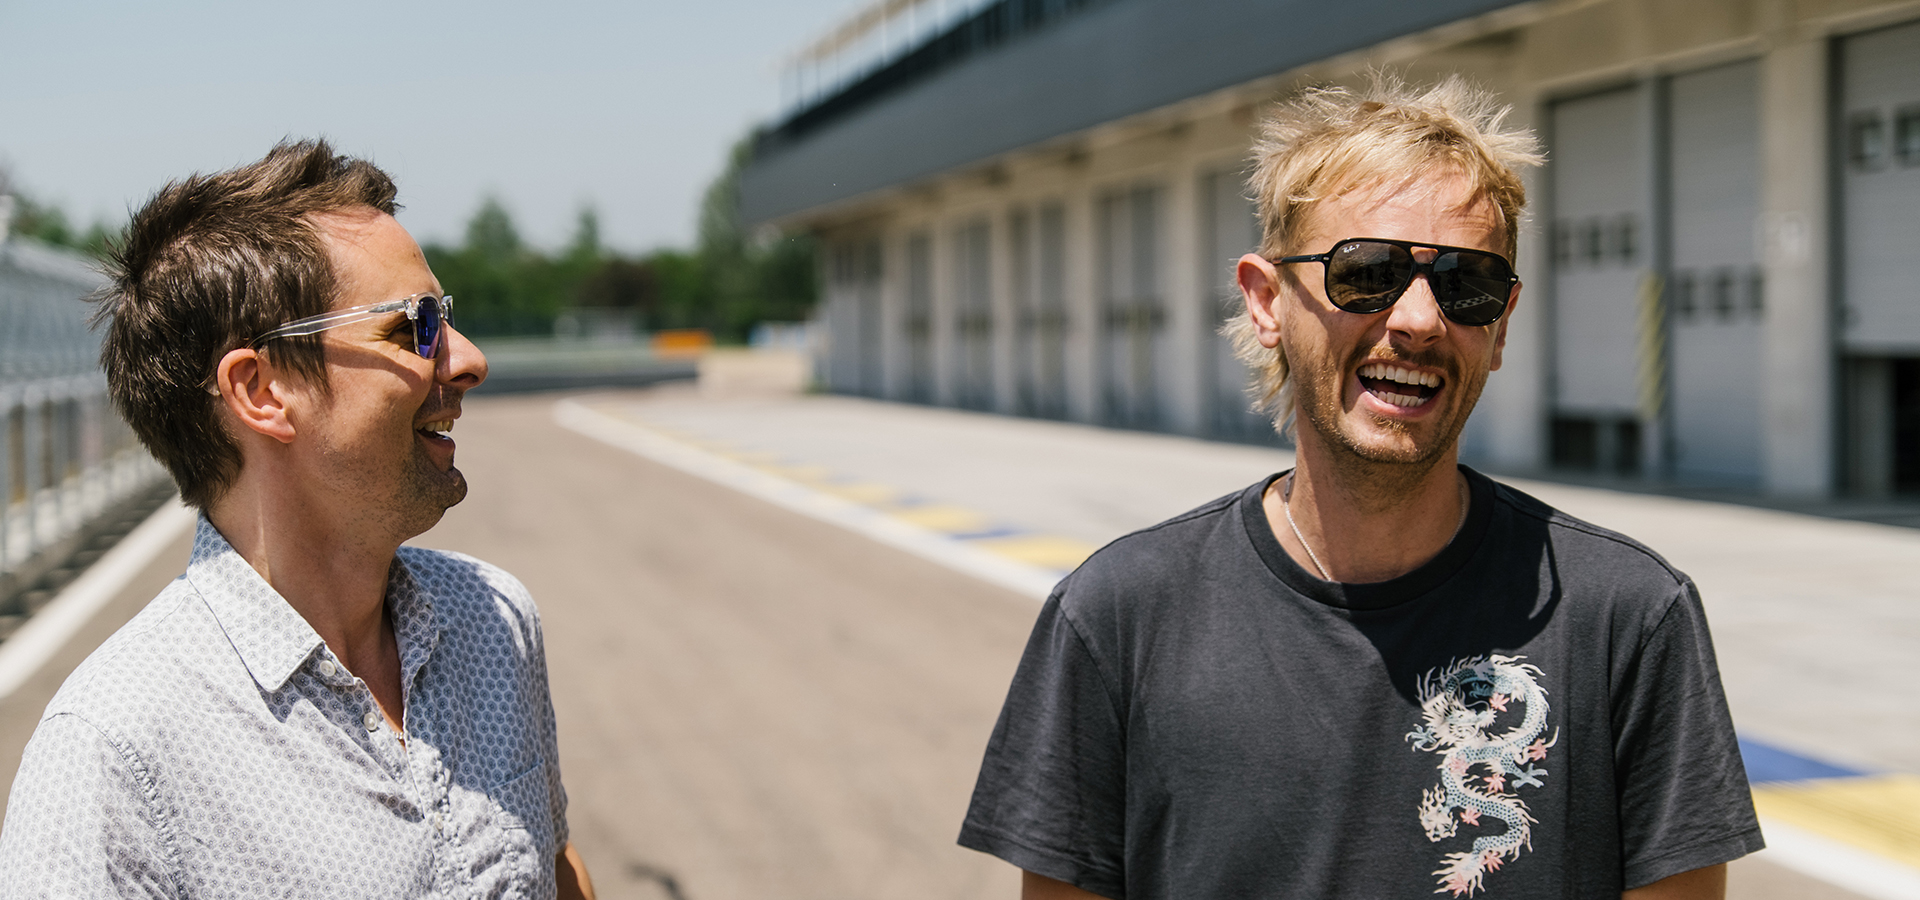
[399,450,466,535]
[344,441,466,546]
[1289,342,1488,506]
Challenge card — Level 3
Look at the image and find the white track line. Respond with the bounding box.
[1754,816,1920,900]
[0,498,195,700]
[555,398,1062,601]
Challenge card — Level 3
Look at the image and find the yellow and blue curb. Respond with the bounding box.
[1741,736,1920,898]
[554,398,1098,599]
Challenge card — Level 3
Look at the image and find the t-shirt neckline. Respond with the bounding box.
[1240,465,1495,611]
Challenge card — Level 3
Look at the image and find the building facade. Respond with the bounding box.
[741,0,1920,498]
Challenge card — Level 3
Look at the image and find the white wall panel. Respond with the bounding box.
[1668,60,1764,484]
[1550,86,1650,415]
[952,219,995,409]
[1840,19,1920,351]
[1200,168,1272,442]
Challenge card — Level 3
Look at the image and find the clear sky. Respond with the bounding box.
[0,0,864,254]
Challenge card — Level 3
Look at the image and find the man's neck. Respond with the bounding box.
[1265,432,1469,585]
[207,480,401,678]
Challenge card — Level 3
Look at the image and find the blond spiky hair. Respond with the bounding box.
[1226,72,1544,432]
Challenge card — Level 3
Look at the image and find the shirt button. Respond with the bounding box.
[363,711,381,732]
[317,660,337,678]
[431,813,444,832]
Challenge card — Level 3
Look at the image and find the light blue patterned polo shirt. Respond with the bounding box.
[0,516,570,898]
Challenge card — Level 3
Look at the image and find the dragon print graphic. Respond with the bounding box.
[1405,655,1558,897]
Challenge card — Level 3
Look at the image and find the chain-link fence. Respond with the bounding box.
[1,237,167,607]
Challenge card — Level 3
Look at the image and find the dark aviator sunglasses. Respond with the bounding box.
[1270,238,1517,327]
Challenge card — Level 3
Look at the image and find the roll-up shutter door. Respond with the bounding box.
[1668,61,1764,484]
[1201,169,1270,442]
[1550,87,1652,417]
[1097,184,1168,430]
[1840,19,1920,352]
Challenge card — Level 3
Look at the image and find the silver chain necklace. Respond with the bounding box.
[1281,472,1331,580]
[1281,470,1471,582]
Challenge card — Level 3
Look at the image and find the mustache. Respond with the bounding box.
[416,387,465,422]
[1349,346,1456,376]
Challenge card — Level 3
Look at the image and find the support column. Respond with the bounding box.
[1758,36,1835,497]
[1161,158,1205,436]
[993,202,1022,415]
[1476,91,1548,471]
[1062,179,1101,423]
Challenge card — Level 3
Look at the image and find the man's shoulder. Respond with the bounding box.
[41,575,226,732]
[1485,475,1690,590]
[396,546,535,609]
[394,546,546,658]
[1052,480,1260,613]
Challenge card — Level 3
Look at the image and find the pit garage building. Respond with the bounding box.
[741,0,1920,498]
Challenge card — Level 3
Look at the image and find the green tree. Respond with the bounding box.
[693,135,817,342]
[425,197,593,337]
[416,134,820,342]
[2,189,117,260]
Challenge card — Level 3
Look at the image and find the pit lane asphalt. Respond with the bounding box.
[1,386,1903,900]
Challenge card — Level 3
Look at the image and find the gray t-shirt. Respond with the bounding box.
[960,468,1762,899]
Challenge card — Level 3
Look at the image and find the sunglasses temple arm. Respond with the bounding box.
[250,307,394,344]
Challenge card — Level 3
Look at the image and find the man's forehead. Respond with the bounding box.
[307,207,434,309]
[308,207,391,245]
[1303,170,1505,247]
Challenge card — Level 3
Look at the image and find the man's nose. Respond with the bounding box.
[1384,275,1447,345]
[437,325,488,389]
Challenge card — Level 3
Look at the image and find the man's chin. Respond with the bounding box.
[436,466,470,509]
[1308,406,1459,468]
[397,466,468,536]
[1341,431,1447,467]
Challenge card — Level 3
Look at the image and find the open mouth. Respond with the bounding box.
[1357,362,1442,409]
[417,419,455,441]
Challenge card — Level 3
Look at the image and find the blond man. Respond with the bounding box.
[960,76,1759,900]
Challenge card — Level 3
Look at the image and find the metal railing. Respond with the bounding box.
[0,237,167,605]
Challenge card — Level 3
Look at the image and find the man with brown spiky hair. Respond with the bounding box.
[960,76,1759,900]
[0,141,592,899]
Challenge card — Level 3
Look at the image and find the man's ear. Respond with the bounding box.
[213,348,297,444]
[1489,283,1521,372]
[1238,254,1285,349]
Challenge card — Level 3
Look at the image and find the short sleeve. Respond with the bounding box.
[959,595,1128,899]
[1612,581,1765,888]
[0,713,177,898]
[528,602,570,849]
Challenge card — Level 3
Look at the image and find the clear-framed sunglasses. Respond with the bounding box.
[249,292,454,359]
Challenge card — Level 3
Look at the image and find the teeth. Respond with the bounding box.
[419,420,453,434]
[1375,390,1426,408]
[1359,363,1440,388]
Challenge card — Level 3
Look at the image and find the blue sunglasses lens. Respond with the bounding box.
[413,296,445,359]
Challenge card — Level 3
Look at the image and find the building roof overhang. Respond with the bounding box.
[741,0,1532,228]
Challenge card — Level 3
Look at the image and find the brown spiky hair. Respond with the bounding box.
[93,139,398,509]
[1225,73,1543,432]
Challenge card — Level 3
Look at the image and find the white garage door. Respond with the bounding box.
[1550,86,1651,417]
[1840,19,1920,352]
[1668,61,1764,485]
